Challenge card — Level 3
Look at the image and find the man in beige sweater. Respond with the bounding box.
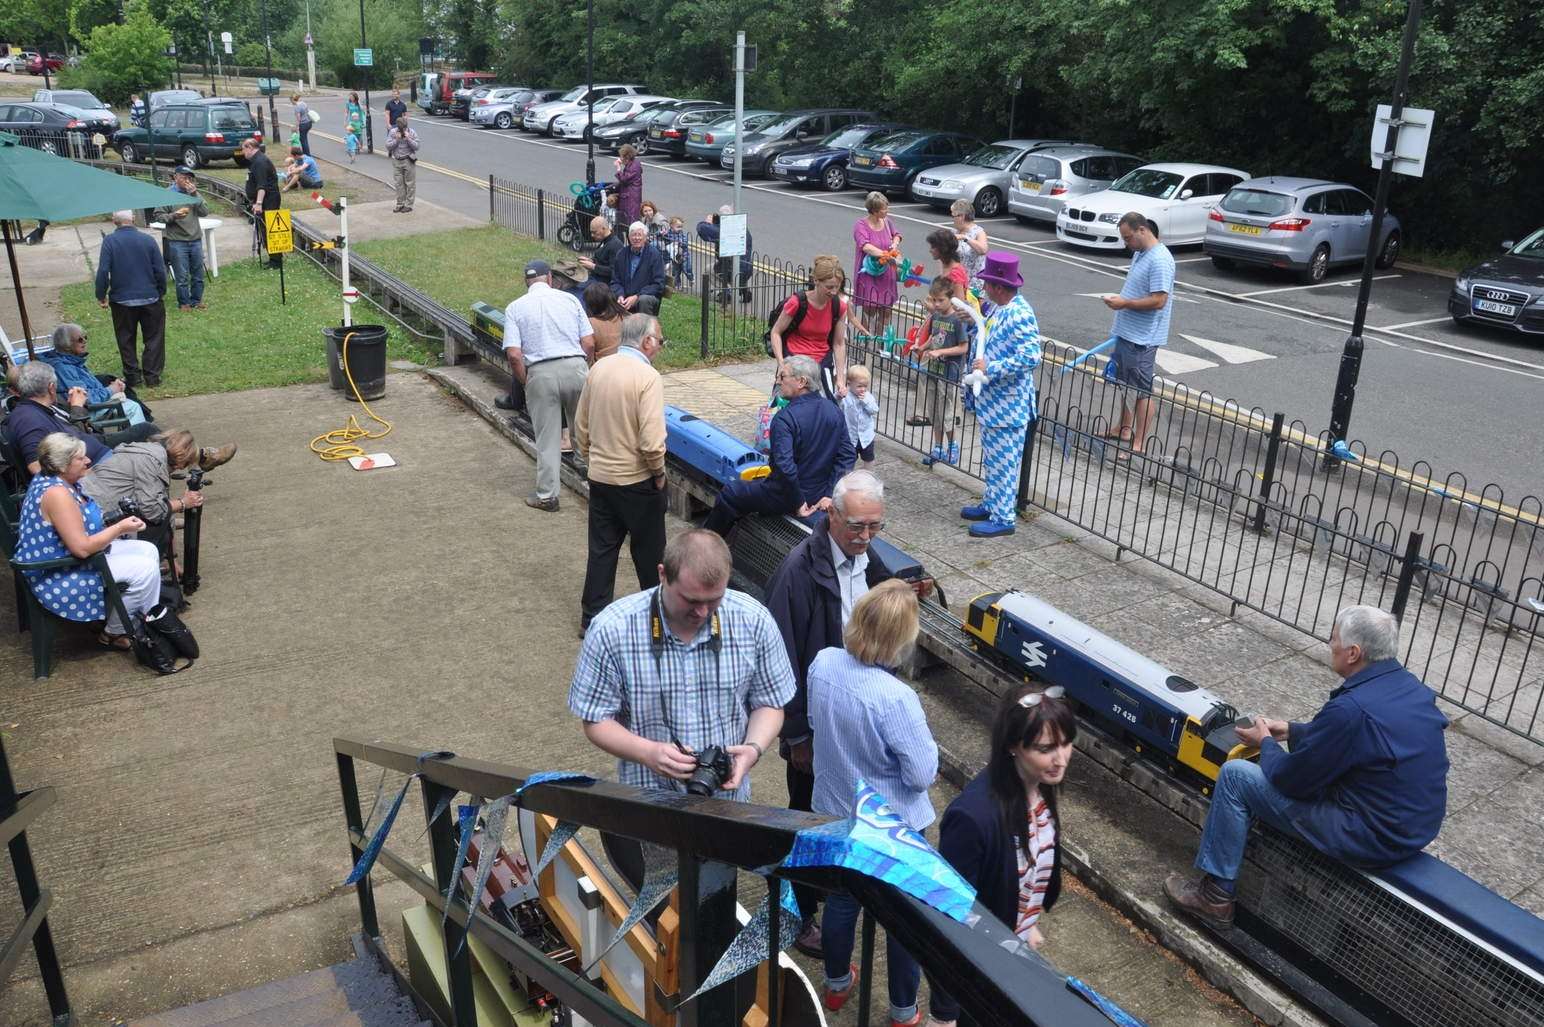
[574,313,668,637]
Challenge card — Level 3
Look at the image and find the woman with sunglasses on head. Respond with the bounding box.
[925,682,1075,1027]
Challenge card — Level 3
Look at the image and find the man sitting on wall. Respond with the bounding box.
[1164,604,1450,928]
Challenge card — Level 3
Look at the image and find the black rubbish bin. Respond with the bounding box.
[324,324,388,401]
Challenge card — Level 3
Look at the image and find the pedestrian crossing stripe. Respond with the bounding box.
[1153,349,1219,374]
[1179,334,1273,365]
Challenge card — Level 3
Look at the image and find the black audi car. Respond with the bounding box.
[1449,229,1544,335]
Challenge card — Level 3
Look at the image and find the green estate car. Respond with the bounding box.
[112,99,263,168]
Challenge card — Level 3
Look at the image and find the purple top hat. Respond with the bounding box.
[978,251,1023,290]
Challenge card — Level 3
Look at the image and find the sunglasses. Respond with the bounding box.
[1018,685,1066,708]
[837,518,885,536]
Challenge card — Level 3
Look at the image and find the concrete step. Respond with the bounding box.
[125,955,430,1027]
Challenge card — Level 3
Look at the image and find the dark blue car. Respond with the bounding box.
[768,122,911,192]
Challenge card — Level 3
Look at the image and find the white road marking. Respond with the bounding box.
[1377,316,1452,331]
[1153,350,1220,374]
[1239,275,1401,297]
[1174,256,1211,263]
[1179,334,1275,364]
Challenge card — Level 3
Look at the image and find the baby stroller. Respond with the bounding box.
[556,181,609,251]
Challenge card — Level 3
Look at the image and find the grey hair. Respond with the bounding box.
[718,204,733,216]
[16,361,57,398]
[832,470,885,514]
[36,432,86,475]
[782,354,820,392]
[1334,605,1400,663]
[50,323,85,349]
[112,210,134,225]
[628,220,647,236]
[619,312,657,350]
[950,198,974,219]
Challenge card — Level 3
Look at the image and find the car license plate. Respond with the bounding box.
[853,156,871,166]
[1475,299,1518,317]
[1228,223,1263,235]
[649,128,662,138]
[1018,180,1041,192]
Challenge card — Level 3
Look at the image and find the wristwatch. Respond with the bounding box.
[744,740,764,760]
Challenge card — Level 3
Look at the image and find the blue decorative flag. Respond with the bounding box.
[514,770,595,801]
[1067,976,1151,1027]
[533,819,583,877]
[441,802,481,935]
[344,750,455,887]
[584,843,678,973]
[780,780,976,923]
[681,879,803,1005]
[458,794,515,955]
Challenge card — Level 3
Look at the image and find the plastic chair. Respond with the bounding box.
[0,497,136,679]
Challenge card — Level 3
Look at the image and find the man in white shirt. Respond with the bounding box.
[504,259,595,511]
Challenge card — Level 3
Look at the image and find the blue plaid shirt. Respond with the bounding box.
[974,294,1043,428]
[568,587,796,800]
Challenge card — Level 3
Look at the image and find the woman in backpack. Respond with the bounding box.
[768,254,848,401]
[853,191,903,338]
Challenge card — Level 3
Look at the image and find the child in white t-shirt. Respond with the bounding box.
[841,364,880,467]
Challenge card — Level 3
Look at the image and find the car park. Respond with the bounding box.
[112,99,261,167]
[0,100,101,155]
[1204,177,1399,283]
[684,110,775,163]
[0,52,37,73]
[25,53,64,74]
[1448,229,1544,335]
[523,84,647,135]
[421,71,497,115]
[718,108,873,177]
[554,95,670,141]
[452,83,514,120]
[846,129,985,197]
[471,88,560,129]
[910,139,1072,218]
[768,121,910,192]
[1056,163,1251,249]
[645,102,732,156]
[1007,145,1143,225]
[33,89,119,134]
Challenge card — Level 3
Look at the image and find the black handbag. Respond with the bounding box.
[144,603,199,660]
[130,607,194,675]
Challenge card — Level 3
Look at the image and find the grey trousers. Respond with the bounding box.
[526,356,588,500]
[392,158,416,208]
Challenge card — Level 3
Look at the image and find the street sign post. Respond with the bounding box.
[264,209,293,304]
[718,214,747,259]
[353,48,373,66]
[1370,104,1434,177]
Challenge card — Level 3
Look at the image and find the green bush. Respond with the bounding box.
[73,9,173,104]
[235,41,269,68]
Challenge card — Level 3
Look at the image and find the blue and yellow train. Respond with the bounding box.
[964,591,1257,789]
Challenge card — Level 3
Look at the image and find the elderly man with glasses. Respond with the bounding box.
[761,469,933,957]
[573,313,669,638]
[702,354,853,539]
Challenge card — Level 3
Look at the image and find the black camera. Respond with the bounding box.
[185,467,207,491]
[104,496,142,526]
[684,744,734,797]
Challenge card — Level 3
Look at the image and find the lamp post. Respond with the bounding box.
[259,0,278,138]
[1325,0,1422,466]
[584,0,595,185]
[358,0,374,153]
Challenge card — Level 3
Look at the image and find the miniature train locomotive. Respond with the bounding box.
[665,405,770,486]
[965,590,1257,788]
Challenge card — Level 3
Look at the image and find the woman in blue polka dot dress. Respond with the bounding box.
[14,432,162,650]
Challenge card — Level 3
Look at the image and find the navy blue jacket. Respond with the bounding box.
[1260,658,1448,867]
[762,515,890,742]
[7,398,112,468]
[95,226,166,305]
[610,242,666,302]
[932,770,1061,1022]
[768,392,854,510]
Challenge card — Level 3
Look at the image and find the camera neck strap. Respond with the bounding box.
[650,586,724,740]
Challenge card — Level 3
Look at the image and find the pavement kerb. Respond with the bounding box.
[426,351,1329,1027]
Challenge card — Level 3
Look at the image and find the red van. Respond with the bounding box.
[419,71,496,115]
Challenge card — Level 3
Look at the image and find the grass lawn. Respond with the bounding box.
[356,225,767,370]
[62,254,435,397]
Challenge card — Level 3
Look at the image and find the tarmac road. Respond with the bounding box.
[298,95,1543,501]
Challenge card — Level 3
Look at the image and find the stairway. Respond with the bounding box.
[125,942,431,1027]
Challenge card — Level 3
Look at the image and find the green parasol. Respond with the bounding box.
[0,131,191,360]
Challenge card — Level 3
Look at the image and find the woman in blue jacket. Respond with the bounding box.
[927,683,1076,1027]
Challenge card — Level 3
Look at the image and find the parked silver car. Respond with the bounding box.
[472,88,560,129]
[1204,177,1401,283]
[1008,145,1142,225]
[523,84,647,135]
[553,95,671,141]
[910,139,1072,218]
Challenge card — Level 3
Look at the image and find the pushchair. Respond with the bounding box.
[556,181,609,251]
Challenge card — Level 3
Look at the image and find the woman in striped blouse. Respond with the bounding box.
[926,683,1077,1027]
[809,579,938,1027]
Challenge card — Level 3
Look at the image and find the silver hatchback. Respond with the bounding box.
[1008,146,1143,225]
[1204,177,1401,283]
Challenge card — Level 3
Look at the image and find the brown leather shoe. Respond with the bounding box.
[1163,873,1235,929]
[198,443,238,471]
[793,917,823,958]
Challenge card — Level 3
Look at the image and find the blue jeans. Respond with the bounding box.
[298,119,311,155]
[167,238,204,307]
[822,891,920,1023]
[1195,759,1311,883]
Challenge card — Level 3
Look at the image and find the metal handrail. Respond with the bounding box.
[333,736,1107,1027]
[0,734,72,1022]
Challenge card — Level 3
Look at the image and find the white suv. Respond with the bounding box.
[523,84,648,135]
[554,95,671,141]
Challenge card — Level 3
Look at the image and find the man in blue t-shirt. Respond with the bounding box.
[1102,213,1176,458]
[281,146,323,191]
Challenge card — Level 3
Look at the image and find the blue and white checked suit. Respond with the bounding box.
[971,294,1042,524]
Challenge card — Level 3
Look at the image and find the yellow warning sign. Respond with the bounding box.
[263,209,294,254]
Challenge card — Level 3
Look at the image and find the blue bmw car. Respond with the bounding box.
[768,122,911,191]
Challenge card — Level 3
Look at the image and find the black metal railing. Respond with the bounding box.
[334,737,1110,1027]
[1,733,73,1024]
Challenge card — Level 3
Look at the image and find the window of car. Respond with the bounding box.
[213,109,254,132]
[868,131,923,153]
[1112,156,1144,177]
[924,135,960,157]
[148,109,176,132]
[1222,188,1294,217]
[51,91,99,108]
[1111,168,1184,199]
[1508,228,1544,259]
[1302,192,1330,215]
[11,106,43,124]
[822,124,880,149]
[1201,173,1245,196]
[962,143,1025,169]
[1020,154,1061,181]
[1335,189,1372,216]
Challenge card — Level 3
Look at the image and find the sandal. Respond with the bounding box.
[98,632,132,651]
[905,415,932,427]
